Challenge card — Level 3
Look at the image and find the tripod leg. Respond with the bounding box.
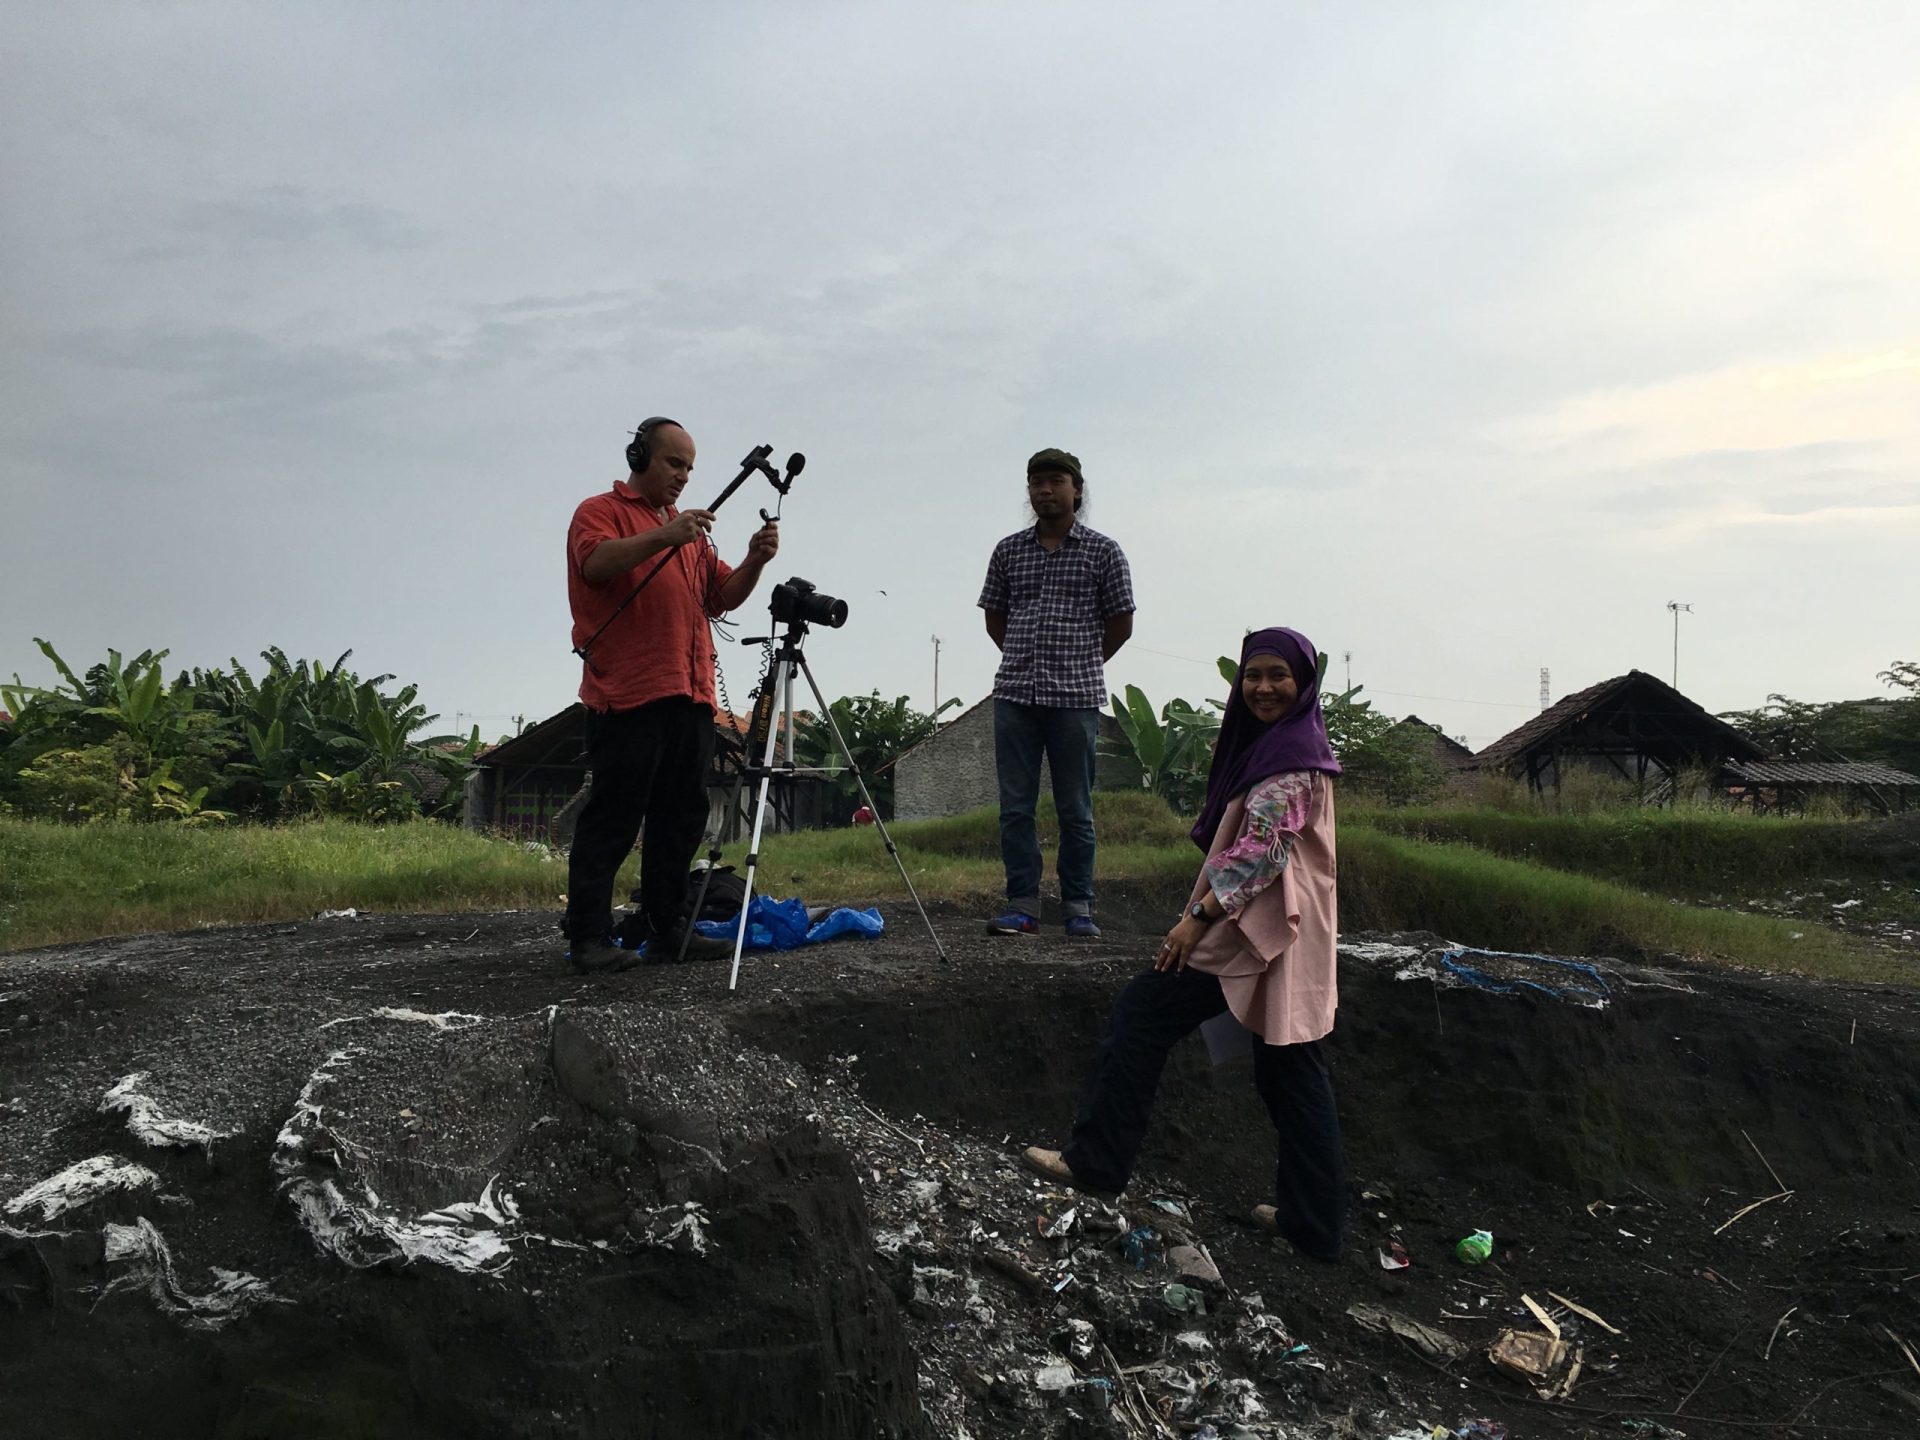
[680,671,778,963]
[726,656,793,990]
[795,656,949,963]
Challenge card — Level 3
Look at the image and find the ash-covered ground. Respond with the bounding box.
[4,900,1919,1438]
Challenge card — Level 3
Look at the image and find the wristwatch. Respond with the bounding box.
[1187,901,1214,924]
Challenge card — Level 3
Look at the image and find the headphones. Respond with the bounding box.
[626,415,680,474]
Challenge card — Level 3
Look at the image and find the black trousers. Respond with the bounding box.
[1060,965,1348,1260]
[563,697,714,944]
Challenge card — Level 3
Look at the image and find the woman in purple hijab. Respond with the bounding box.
[1021,627,1347,1260]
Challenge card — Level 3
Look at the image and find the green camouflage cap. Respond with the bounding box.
[1026,447,1083,482]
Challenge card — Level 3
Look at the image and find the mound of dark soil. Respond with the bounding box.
[4,907,1919,1437]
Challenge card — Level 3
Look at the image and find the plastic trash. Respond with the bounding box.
[1379,1239,1411,1270]
[1121,1225,1158,1270]
[690,896,885,952]
[1161,1283,1208,1315]
[1455,1229,1494,1264]
[1457,1422,1508,1440]
[1033,1363,1075,1391]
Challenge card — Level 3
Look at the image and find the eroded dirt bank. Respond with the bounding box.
[3,909,1918,1438]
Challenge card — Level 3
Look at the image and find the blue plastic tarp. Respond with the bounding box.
[688,894,885,953]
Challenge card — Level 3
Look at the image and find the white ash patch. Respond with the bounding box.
[5,1155,160,1224]
[101,1073,233,1153]
[102,1217,288,1331]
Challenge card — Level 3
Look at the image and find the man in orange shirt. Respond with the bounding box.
[564,416,780,974]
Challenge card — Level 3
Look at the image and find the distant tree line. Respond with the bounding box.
[1,641,479,824]
[1720,661,1920,776]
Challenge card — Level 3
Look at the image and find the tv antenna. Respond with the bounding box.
[1666,602,1694,688]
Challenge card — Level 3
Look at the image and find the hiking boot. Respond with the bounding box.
[568,937,640,976]
[611,911,653,950]
[1064,915,1101,939]
[650,924,733,964]
[1018,1146,1118,1200]
[986,910,1040,936]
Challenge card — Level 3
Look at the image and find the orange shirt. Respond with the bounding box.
[567,484,734,712]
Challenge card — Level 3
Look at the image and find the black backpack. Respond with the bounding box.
[687,865,747,921]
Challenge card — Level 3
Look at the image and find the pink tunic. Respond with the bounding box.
[1184,770,1338,1046]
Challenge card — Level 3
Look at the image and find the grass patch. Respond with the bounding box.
[1,795,1900,985]
[0,816,583,951]
[1348,804,1920,897]
[1337,828,1893,982]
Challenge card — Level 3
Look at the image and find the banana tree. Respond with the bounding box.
[791,691,958,820]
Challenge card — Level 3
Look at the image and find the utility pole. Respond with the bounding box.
[1343,650,1352,692]
[1666,602,1693,689]
[931,635,942,721]
[1539,668,1550,712]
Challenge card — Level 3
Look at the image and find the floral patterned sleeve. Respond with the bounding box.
[1203,771,1317,916]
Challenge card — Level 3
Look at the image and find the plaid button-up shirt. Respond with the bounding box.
[978,522,1135,709]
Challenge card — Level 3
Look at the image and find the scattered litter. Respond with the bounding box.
[1349,1302,1468,1362]
[1380,1239,1411,1270]
[1715,1190,1794,1235]
[1033,1362,1076,1392]
[1437,946,1611,1007]
[101,1073,233,1153]
[1520,1293,1561,1338]
[1161,1282,1208,1315]
[5,1155,160,1224]
[1547,1289,1623,1335]
[1038,1205,1079,1239]
[1120,1225,1159,1269]
[1455,1422,1508,1439]
[1168,1242,1223,1287]
[315,908,359,920]
[1061,1317,1097,1364]
[1455,1229,1494,1264]
[1489,1325,1573,1389]
[1148,1197,1188,1217]
[1339,940,1424,962]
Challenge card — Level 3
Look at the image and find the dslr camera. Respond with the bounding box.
[768,576,848,629]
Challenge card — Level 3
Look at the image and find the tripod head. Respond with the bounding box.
[740,614,812,655]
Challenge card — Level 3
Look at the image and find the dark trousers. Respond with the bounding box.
[994,700,1101,916]
[1061,965,1347,1259]
[564,697,714,944]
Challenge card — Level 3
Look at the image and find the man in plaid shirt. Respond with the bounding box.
[977,448,1135,938]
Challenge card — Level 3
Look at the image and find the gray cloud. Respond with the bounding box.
[5,1,1918,746]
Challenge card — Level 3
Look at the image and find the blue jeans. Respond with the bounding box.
[994,700,1100,918]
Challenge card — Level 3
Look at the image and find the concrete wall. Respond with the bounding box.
[894,701,1137,821]
[895,700,1040,822]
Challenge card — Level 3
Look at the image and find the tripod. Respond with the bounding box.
[684,615,949,989]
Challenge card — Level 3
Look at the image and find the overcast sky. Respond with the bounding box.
[4,2,1916,749]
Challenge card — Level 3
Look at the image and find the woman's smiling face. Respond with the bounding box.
[1241,654,1299,724]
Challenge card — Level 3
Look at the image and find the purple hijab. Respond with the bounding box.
[1189,627,1341,851]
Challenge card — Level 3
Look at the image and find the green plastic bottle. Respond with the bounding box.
[1455,1229,1494,1264]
